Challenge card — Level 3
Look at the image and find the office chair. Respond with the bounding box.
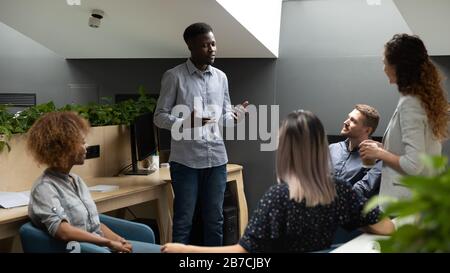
[20,214,156,253]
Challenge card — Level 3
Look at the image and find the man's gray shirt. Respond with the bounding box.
[329,139,382,199]
[154,59,235,169]
[28,169,102,237]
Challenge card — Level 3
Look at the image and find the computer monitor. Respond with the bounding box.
[156,128,171,163]
[125,112,157,175]
[116,93,171,161]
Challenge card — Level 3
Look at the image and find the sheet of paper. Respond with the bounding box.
[0,191,30,209]
[88,184,119,193]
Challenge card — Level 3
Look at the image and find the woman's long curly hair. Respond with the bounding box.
[27,111,90,169]
[385,34,448,140]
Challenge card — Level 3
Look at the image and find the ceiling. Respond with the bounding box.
[1,0,449,58]
[0,0,281,58]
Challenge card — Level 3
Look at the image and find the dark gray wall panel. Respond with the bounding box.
[432,56,450,92]
[431,56,450,158]
[65,59,183,101]
[215,59,277,214]
[276,56,398,136]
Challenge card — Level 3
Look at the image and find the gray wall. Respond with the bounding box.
[276,0,450,153]
[432,56,450,157]
[0,22,72,106]
[277,0,412,136]
[433,56,450,92]
[216,59,277,213]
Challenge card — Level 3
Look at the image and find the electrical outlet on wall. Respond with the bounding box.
[86,145,100,159]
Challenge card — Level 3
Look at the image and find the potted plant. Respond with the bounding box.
[0,102,56,152]
[365,155,450,252]
[0,105,13,152]
[0,85,156,153]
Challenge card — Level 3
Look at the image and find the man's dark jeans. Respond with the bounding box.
[170,161,227,246]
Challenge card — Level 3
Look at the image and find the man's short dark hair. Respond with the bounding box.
[355,104,380,136]
[183,22,213,43]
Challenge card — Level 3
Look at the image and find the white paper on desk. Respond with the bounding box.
[88,185,119,192]
[0,191,30,209]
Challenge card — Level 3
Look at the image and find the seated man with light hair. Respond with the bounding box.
[329,104,382,200]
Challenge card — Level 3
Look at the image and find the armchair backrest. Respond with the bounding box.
[19,214,156,253]
[19,222,68,253]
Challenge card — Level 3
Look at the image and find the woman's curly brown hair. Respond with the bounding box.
[27,111,90,169]
[385,34,448,140]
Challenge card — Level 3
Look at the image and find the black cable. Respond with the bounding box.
[126,207,137,219]
[114,163,132,177]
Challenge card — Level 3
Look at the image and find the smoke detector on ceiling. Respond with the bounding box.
[66,0,81,6]
[89,9,104,28]
[366,0,381,6]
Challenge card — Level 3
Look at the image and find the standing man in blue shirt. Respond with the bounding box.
[154,22,248,246]
[329,104,382,200]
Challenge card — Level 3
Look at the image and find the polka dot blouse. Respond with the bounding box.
[239,179,380,253]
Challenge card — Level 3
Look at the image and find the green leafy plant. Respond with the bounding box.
[0,105,14,152]
[11,101,57,134]
[0,86,157,153]
[365,155,450,252]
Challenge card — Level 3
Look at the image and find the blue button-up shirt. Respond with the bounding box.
[329,139,381,199]
[154,59,235,169]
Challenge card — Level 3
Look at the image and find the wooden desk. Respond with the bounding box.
[88,174,173,244]
[0,176,172,242]
[0,164,247,251]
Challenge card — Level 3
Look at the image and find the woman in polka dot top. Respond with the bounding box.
[161,110,394,253]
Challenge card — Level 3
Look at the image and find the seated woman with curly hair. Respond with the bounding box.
[27,111,159,253]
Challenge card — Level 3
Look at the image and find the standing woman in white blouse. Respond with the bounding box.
[360,34,448,201]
